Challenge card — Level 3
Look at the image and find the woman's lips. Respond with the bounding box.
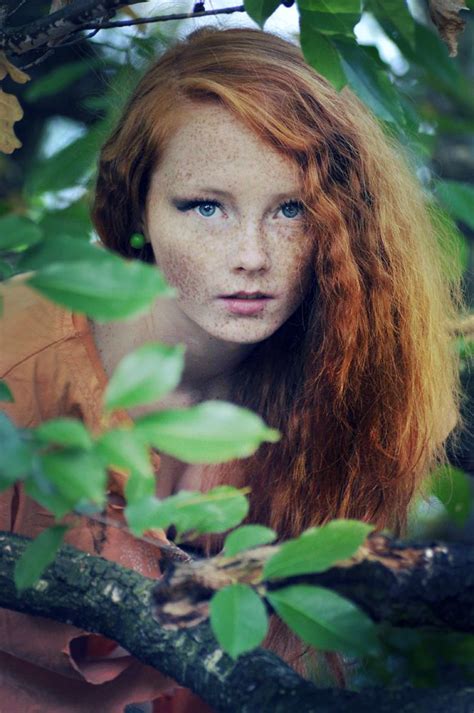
[218,297,273,315]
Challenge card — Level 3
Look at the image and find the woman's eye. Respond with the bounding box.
[197,202,219,218]
[279,201,304,219]
[175,199,223,218]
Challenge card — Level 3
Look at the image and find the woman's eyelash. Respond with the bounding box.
[175,198,223,213]
[174,198,304,216]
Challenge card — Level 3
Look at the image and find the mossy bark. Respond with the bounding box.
[1,531,474,712]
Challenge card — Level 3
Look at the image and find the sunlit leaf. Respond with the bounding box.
[210,584,268,658]
[104,343,185,411]
[27,257,174,321]
[125,485,249,537]
[263,520,374,580]
[35,418,93,450]
[135,400,280,464]
[223,525,277,556]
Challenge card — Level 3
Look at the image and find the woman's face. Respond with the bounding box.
[144,102,314,345]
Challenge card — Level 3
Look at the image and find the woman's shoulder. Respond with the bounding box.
[0,278,93,428]
[0,278,76,373]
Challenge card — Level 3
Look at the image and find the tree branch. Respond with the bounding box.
[1,531,474,712]
[152,534,474,633]
[0,0,145,55]
[0,0,247,58]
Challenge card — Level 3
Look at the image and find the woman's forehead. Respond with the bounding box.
[152,102,302,192]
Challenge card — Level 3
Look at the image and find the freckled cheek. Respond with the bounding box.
[278,238,315,293]
[152,241,210,299]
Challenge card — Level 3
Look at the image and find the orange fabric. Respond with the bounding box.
[0,279,212,713]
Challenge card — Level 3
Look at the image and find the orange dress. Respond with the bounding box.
[0,280,212,713]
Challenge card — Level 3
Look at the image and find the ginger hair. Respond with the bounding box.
[91,26,466,680]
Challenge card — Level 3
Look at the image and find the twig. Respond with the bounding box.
[78,4,247,31]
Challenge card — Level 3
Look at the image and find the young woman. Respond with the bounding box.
[0,24,464,712]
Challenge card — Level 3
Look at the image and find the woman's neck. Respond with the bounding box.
[91,295,256,396]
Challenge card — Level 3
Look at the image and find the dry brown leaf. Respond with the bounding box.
[0,52,30,84]
[0,89,23,153]
[0,53,30,154]
[428,0,469,57]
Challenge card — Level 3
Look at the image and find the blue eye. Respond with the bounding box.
[280,201,303,219]
[197,202,218,218]
[174,199,222,218]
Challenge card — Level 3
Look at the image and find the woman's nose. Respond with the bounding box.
[229,222,271,273]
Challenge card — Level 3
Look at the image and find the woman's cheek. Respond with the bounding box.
[156,242,207,299]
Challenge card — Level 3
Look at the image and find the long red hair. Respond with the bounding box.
[91,26,466,680]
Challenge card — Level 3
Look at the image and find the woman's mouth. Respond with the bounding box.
[218,292,274,316]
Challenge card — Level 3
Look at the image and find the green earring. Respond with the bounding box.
[130,233,146,249]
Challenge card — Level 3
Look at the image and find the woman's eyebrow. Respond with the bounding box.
[183,187,301,200]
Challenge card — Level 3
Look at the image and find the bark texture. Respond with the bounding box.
[1,531,474,711]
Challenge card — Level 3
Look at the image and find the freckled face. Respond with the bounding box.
[144,102,314,344]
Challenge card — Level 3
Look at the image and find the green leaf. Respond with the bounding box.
[435,180,474,232]
[25,128,103,196]
[39,449,107,509]
[0,215,43,252]
[0,413,33,486]
[367,0,415,49]
[335,39,405,124]
[24,61,98,102]
[104,343,185,411]
[299,17,347,91]
[14,525,69,592]
[429,465,471,527]
[35,418,93,450]
[135,400,280,464]
[24,460,74,520]
[38,200,92,241]
[125,485,249,537]
[268,585,379,656]
[27,257,174,321]
[210,583,269,658]
[0,380,13,402]
[297,0,362,36]
[224,525,277,556]
[263,519,374,580]
[95,428,156,503]
[17,236,111,273]
[244,0,281,28]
